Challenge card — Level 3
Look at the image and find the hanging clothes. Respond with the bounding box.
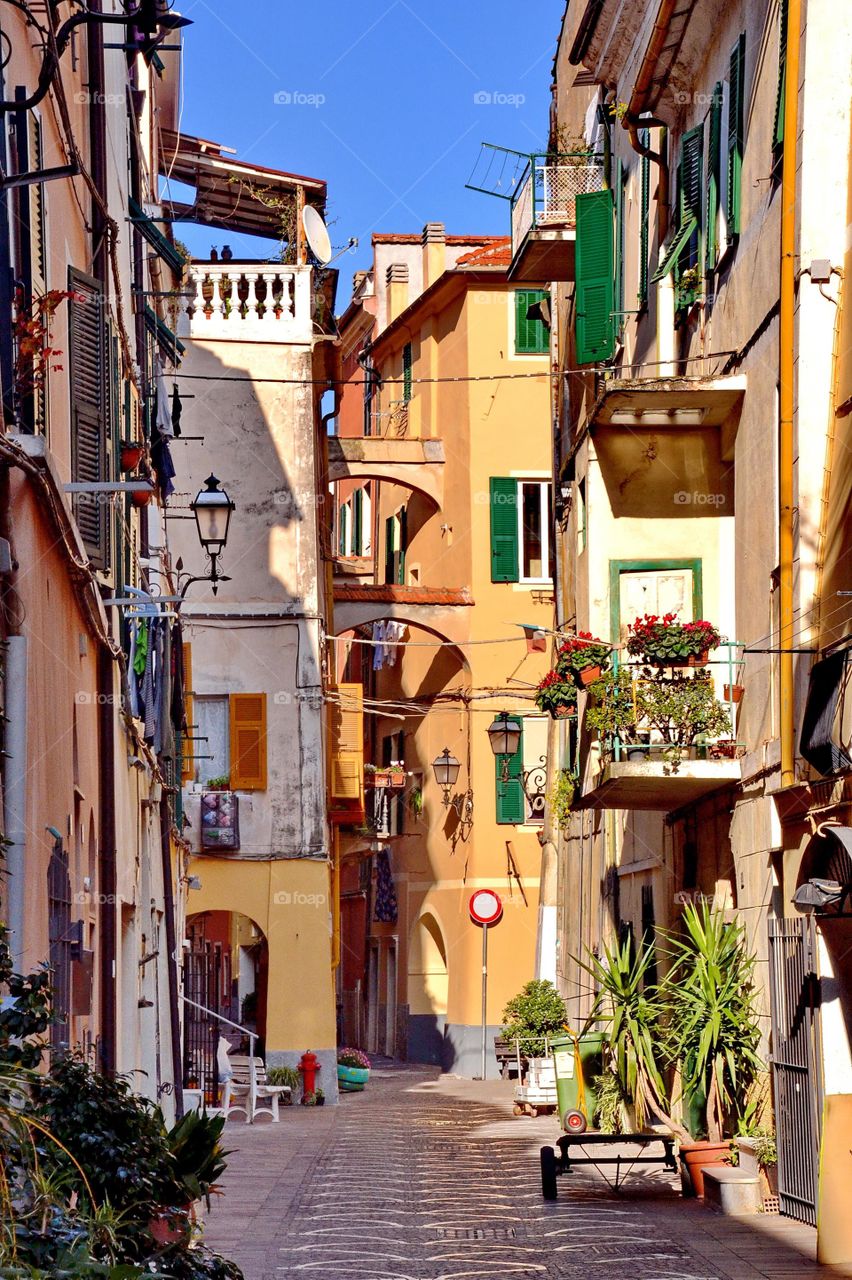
[171,383,183,437]
[383,621,407,666]
[151,432,176,501]
[170,621,186,734]
[127,621,142,719]
[372,620,387,671]
[156,621,175,761]
[141,618,158,743]
[154,356,174,438]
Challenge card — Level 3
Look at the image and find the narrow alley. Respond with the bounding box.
[203,1066,836,1280]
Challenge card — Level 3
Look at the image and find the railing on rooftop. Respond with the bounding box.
[510,153,605,250]
[180,261,313,341]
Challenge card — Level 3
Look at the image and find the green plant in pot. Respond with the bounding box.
[267,1064,301,1102]
[501,979,567,1060]
[337,1047,371,1091]
[634,674,731,770]
[548,769,576,830]
[556,633,612,687]
[584,668,641,747]
[627,613,722,667]
[534,670,578,719]
[662,902,763,1195]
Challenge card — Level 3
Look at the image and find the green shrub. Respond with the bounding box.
[501,980,566,1057]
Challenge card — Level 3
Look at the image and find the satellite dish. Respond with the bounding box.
[302,205,332,265]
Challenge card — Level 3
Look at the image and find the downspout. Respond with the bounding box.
[3,635,27,969]
[159,796,185,1119]
[779,0,802,788]
[98,646,117,1075]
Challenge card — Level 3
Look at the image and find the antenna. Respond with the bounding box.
[302,205,333,265]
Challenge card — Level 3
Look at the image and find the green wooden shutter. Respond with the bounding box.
[574,189,615,365]
[352,488,363,555]
[397,506,407,585]
[515,290,548,354]
[338,504,348,556]
[489,478,519,583]
[384,514,395,582]
[638,136,650,305]
[773,0,788,157]
[496,716,524,824]
[402,342,412,401]
[680,125,704,229]
[69,268,109,570]
[706,84,723,268]
[614,158,625,333]
[727,33,746,236]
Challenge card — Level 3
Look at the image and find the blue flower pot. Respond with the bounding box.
[337,1064,369,1091]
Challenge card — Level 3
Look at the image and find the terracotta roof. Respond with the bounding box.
[334,584,474,607]
[456,238,512,266]
[371,233,507,246]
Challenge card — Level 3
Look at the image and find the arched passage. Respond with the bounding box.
[407,910,451,1068]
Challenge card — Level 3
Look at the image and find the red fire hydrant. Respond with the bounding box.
[298,1050,320,1099]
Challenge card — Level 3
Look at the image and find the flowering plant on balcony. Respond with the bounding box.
[556,632,612,686]
[626,614,722,666]
[585,669,731,770]
[534,670,578,718]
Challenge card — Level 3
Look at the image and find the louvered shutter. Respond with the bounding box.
[352,488,363,555]
[384,513,395,582]
[69,269,109,569]
[515,290,548,354]
[706,85,723,268]
[726,34,746,236]
[489,478,519,583]
[574,190,615,365]
[638,139,650,304]
[28,113,46,293]
[680,125,703,227]
[773,0,788,156]
[397,506,407,585]
[402,342,413,401]
[496,715,524,824]
[181,643,194,782]
[229,693,267,791]
[328,683,364,803]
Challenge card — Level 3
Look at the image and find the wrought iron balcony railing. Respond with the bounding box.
[510,154,605,252]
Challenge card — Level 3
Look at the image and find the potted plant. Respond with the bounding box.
[501,979,567,1061]
[337,1047,371,1091]
[663,903,763,1196]
[267,1064,301,1102]
[387,763,407,788]
[535,670,578,719]
[584,668,640,746]
[556,632,612,687]
[633,674,732,770]
[548,769,575,830]
[627,614,722,667]
[205,774,231,792]
[120,439,145,472]
[315,1088,326,1107]
[724,682,744,703]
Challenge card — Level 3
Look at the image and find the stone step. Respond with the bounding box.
[703,1166,763,1216]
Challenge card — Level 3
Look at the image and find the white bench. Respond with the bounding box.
[222,1054,291,1123]
[703,1166,762,1216]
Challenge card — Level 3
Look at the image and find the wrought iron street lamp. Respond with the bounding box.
[486,712,522,782]
[431,748,461,807]
[180,474,234,597]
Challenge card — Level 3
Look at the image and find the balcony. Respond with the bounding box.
[577,754,741,812]
[586,375,746,518]
[179,262,315,345]
[509,154,604,283]
[327,435,445,507]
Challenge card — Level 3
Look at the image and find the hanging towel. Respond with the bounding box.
[133,618,149,677]
[141,619,158,742]
[384,621,407,666]
[155,356,174,437]
[372,620,387,671]
[171,383,183,437]
[127,622,141,719]
[151,432,176,501]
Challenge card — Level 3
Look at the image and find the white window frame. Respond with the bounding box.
[517,479,553,584]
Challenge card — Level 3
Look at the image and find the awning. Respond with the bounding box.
[129,198,186,273]
[144,305,184,363]
[800,651,852,776]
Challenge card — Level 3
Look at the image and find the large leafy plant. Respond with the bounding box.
[627,613,722,664]
[501,979,567,1057]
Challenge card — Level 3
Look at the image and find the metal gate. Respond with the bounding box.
[767,916,823,1226]
[47,839,72,1053]
[182,942,222,1104]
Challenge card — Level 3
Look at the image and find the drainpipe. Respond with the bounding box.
[159,795,185,1119]
[4,636,27,969]
[779,0,802,788]
[626,120,673,373]
[98,646,117,1074]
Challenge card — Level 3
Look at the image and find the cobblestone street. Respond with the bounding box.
[202,1065,847,1280]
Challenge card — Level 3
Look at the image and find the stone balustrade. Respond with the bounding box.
[179,262,313,342]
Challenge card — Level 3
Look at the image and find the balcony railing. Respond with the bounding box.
[510,154,604,251]
[180,262,313,342]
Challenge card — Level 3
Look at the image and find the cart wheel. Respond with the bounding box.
[526,1105,538,1118]
[512,1103,524,1116]
[540,1145,558,1200]
[563,1109,587,1134]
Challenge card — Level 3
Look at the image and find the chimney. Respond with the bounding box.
[422,222,446,289]
[386,263,409,325]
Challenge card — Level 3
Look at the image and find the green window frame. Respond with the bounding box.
[706,84,723,270]
[608,558,704,646]
[727,33,746,237]
[514,290,549,354]
[495,715,524,824]
[638,134,650,306]
[773,0,788,160]
[489,477,519,582]
[574,189,615,364]
[402,342,413,402]
[338,504,348,557]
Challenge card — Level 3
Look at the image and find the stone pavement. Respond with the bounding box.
[202,1062,852,1280]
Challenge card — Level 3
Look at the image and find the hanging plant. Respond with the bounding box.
[548,769,576,829]
[556,632,612,686]
[534,670,578,718]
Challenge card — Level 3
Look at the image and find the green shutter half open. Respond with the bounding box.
[489,478,519,583]
[496,715,524,824]
[727,33,746,236]
[574,189,615,365]
[706,85,723,268]
[638,137,650,304]
[680,125,704,228]
[773,0,788,156]
[650,213,697,282]
[515,290,548,354]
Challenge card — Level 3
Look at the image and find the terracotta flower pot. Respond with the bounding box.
[679,1140,731,1198]
[577,664,602,687]
[724,683,744,703]
[131,487,153,508]
[551,704,576,720]
[687,650,710,667]
[120,441,144,471]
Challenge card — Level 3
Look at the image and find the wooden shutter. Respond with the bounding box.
[515,290,548,354]
[726,33,746,237]
[706,85,723,268]
[638,139,650,305]
[397,506,407,585]
[496,716,524,824]
[181,643,194,782]
[27,112,46,293]
[352,488,363,555]
[680,125,703,228]
[574,190,615,365]
[329,683,364,803]
[489,478,519,583]
[69,269,110,569]
[229,693,267,791]
[614,159,625,330]
[384,513,395,583]
[402,342,413,401]
[773,0,788,156]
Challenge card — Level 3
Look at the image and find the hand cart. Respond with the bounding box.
[540,1132,679,1199]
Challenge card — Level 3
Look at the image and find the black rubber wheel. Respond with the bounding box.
[563,1108,587,1134]
[540,1145,558,1200]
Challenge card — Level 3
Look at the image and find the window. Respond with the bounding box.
[194,693,267,791]
[69,269,110,569]
[638,136,650,306]
[338,502,349,557]
[574,190,615,364]
[611,560,701,644]
[363,353,376,436]
[650,124,702,297]
[402,342,413,401]
[352,488,363,555]
[489,478,553,583]
[496,715,524,824]
[514,290,549,355]
[726,33,746,237]
[384,507,407,585]
[47,838,72,1052]
[705,84,723,270]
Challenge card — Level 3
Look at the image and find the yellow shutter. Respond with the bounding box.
[181,643,193,782]
[329,683,364,803]
[230,693,267,791]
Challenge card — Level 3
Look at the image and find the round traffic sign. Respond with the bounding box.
[469,889,503,926]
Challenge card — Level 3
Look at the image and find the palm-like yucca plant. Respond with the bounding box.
[663,902,762,1142]
[580,936,688,1137]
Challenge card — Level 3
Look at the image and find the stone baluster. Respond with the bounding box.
[259,271,276,323]
[244,272,260,322]
[210,269,225,320]
[279,272,293,319]
[190,272,205,321]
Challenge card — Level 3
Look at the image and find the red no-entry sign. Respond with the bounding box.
[469,889,503,926]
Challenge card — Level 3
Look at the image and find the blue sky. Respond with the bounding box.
[172,0,561,286]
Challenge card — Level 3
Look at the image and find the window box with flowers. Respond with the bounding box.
[556,633,612,687]
[626,614,722,668]
[535,671,578,719]
[364,764,406,789]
